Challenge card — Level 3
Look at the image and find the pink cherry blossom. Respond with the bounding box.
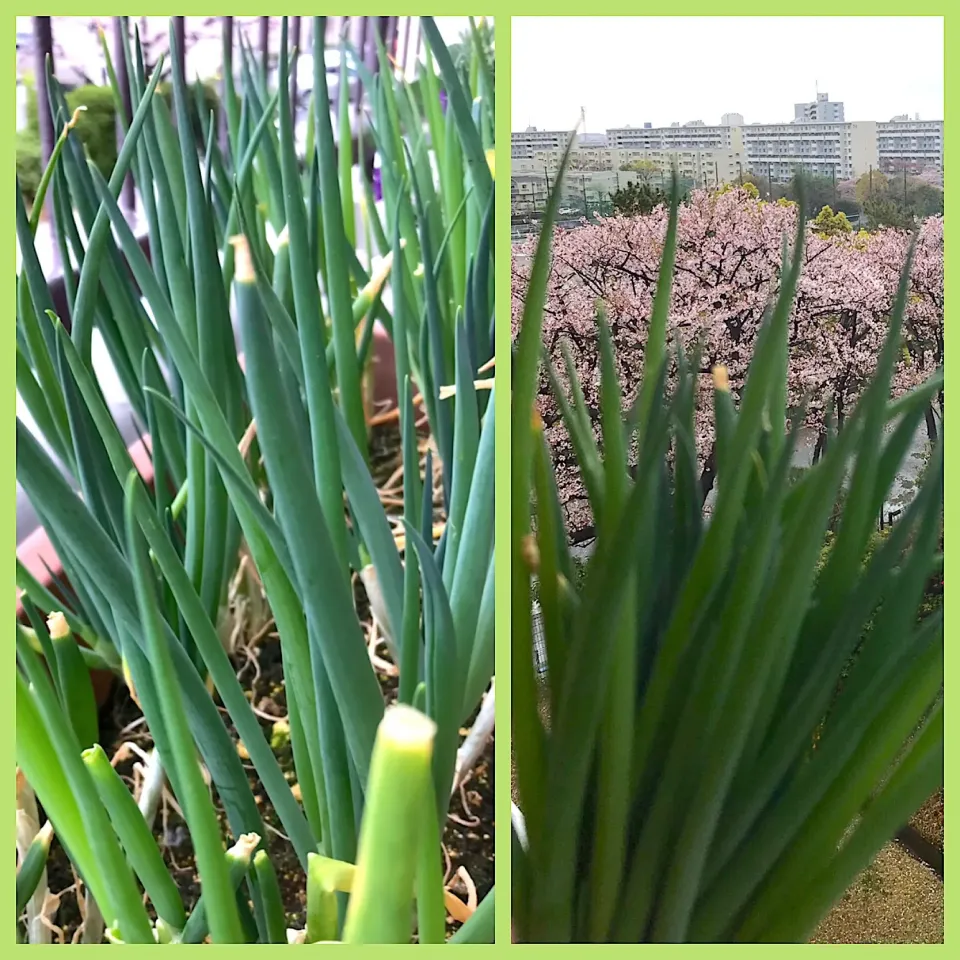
[512,188,944,535]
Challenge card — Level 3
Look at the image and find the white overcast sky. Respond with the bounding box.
[512,17,943,132]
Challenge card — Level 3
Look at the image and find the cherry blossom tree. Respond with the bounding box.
[512,187,943,536]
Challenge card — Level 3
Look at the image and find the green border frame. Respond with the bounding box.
[494,10,513,949]
[5,4,952,952]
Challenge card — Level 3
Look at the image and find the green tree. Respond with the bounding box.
[905,180,944,218]
[740,171,773,199]
[610,180,666,216]
[17,77,220,203]
[716,181,760,199]
[855,169,889,207]
[832,196,861,218]
[811,205,853,238]
[619,158,659,183]
[786,174,833,214]
[863,194,913,231]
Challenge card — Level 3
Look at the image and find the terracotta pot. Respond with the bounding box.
[16,541,117,712]
[365,322,439,438]
[370,322,399,410]
[89,669,116,710]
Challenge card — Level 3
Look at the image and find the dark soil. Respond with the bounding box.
[40,644,494,942]
[30,424,494,943]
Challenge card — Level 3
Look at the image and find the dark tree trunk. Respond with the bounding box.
[812,429,827,465]
[699,445,718,505]
[569,525,597,546]
[925,403,938,442]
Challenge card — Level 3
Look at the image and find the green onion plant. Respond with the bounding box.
[16,16,495,944]
[511,137,943,943]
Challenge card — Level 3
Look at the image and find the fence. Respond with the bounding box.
[512,173,619,222]
[511,170,704,222]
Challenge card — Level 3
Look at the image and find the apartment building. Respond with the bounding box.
[572,137,616,171]
[514,145,743,183]
[512,95,943,201]
[511,174,547,211]
[793,92,845,123]
[603,119,875,183]
[512,146,747,216]
[877,118,943,173]
[741,121,878,181]
[510,129,613,167]
[511,127,570,159]
[612,147,744,186]
[606,123,744,153]
[511,146,613,176]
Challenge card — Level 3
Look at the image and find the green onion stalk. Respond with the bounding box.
[16,16,494,943]
[511,136,943,943]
